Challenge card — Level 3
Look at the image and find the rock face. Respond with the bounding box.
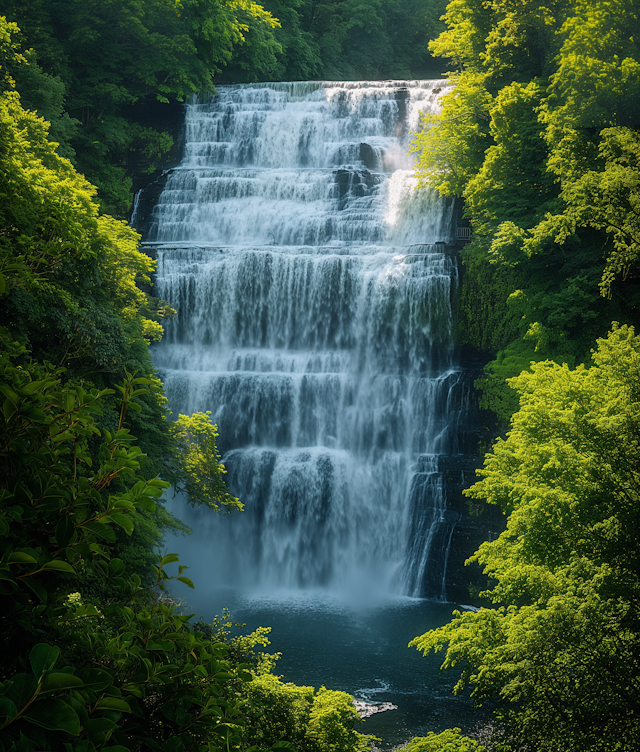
[437,343,504,603]
[128,99,185,236]
[137,80,499,603]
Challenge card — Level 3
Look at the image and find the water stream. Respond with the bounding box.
[141,80,482,745]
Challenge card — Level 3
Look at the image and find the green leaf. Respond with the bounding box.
[81,521,116,543]
[0,385,19,405]
[2,673,37,709]
[76,668,113,692]
[51,431,76,444]
[30,644,60,679]
[7,552,37,564]
[22,577,47,603]
[95,697,131,713]
[0,696,18,721]
[213,672,234,681]
[22,698,81,734]
[161,553,180,567]
[40,673,85,693]
[176,576,194,589]
[56,517,76,549]
[107,559,125,577]
[84,717,117,745]
[135,496,156,512]
[3,398,17,420]
[41,560,76,574]
[109,512,134,535]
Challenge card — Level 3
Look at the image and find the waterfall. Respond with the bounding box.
[144,80,469,600]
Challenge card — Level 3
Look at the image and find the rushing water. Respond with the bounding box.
[141,80,483,745]
[146,80,474,601]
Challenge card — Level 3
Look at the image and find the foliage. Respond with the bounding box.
[191,614,376,752]
[261,0,448,82]
[456,240,525,353]
[410,69,492,197]
[0,64,170,350]
[412,0,640,422]
[1,0,280,214]
[410,325,640,751]
[400,729,485,752]
[242,674,377,752]
[0,24,176,465]
[171,411,242,513]
[0,321,255,751]
[560,127,640,295]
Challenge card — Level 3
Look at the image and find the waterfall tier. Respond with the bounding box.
[144,80,471,599]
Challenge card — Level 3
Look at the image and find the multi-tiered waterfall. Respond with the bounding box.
[143,80,472,600]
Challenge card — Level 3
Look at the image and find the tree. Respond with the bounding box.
[2,1,281,213]
[171,411,242,512]
[0,322,254,751]
[243,674,377,752]
[410,324,640,751]
[400,729,485,752]
[413,0,640,419]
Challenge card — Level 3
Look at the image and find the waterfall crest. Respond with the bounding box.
[145,80,468,599]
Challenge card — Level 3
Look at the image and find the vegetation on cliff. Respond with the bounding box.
[412,0,640,423]
[408,2,640,750]
[412,326,640,750]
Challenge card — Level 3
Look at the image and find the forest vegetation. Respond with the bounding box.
[1,0,639,750]
[408,0,640,750]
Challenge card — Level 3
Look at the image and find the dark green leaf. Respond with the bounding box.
[22,577,47,603]
[95,697,131,713]
[0,696,18,721]
[2,674,38,709]
[40,673,84,693]
[76,668,113,692]
[56,517,76,549]
[22,698,81,734]
[30,644,60,679]
[41,560,75,574]
[7,552,37,564]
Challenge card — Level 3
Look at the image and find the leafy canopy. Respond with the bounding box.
[413,0,640,419]
[411,324,640,751]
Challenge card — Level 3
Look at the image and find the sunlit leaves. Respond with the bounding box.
[547,0,640,134]
[171,411,242,512]
[400,728,486,752]
[410,72,492,197]
[243,674,377,752]
[560,127,640,295]
[412,325,640,751]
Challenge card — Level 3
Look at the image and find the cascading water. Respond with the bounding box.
[144,80,470,600]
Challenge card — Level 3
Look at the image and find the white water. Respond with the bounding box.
[147,80,467,600]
